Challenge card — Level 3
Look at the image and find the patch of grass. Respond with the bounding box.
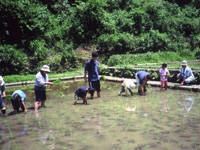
[107,51,196,68]
[3,68,84,83]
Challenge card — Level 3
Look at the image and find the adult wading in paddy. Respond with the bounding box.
[34,65,53,112]
[84,51,101,99]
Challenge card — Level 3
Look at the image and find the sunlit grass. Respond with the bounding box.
[3,68,84,83]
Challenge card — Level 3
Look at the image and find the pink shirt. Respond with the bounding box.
[159,68,169,81]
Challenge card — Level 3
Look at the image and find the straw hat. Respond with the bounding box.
[181,60,187,66]
[40,65,50,72]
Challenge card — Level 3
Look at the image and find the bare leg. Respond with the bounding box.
[97,92,101,97]
[34,101,40,112]
[41,100,46,107]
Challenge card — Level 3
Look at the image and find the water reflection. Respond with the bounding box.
[1,82,200,150]
[178,95,195,116]
[160,95,170,112]
[184,96,194,113]
[17,114,28,136]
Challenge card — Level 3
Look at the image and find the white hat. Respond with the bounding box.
[40,65,50,72]
[181,60,187,66]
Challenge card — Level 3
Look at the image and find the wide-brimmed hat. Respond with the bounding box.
[40,65,50,72]
[181,60,187,66]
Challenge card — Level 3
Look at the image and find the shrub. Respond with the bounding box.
[0,45,29,75]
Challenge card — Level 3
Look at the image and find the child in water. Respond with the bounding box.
[159,63,170,90]
[118,79,136,96]
[73,86,94,105]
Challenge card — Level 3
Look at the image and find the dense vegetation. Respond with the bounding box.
[0,0,199,75]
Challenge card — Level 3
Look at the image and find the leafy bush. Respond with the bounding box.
[0,45,29,75]
[195,50,200,59]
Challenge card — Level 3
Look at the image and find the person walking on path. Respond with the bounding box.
[34,65,53,112]
[84,51,101,99]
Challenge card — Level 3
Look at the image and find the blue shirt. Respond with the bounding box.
[137,71,149,83]
[85,59,100,82]
[12,90,26,102]
[180,66,194,78]
[75,86,89,98]
[35,71,49,87]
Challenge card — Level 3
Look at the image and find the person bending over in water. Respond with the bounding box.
[73,86,94,105]
[135,71,152,96]
[11,90,28,113]
[118,79,136,96]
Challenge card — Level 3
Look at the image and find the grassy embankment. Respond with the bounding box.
[4,51,199,83]
[3,68,84,83]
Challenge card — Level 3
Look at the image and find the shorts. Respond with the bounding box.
[34,86,46,102]
[89,80,101,92]
[135,73,145,85]
[11,98,25,111]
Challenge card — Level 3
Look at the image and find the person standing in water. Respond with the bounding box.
[34,65,53,112]
[159,63,170,90]
[84,51,101,99]
[0,76,6,114]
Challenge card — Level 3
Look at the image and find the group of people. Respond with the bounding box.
[0,76,27,114]
[118,60,195,96]
[0,65,53,114]
[0,50,195,114]
[159,60,194,90]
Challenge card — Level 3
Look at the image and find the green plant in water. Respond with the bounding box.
[53,79,62,85]
[58,91,65,97]
[151,72,159,80]
[100,75,106,80]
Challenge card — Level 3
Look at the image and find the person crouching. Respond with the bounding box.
[73,86,94,105]
[11,90,27,113]
[118,79,136,96]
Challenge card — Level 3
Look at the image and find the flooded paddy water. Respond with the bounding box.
[1,80,200,150]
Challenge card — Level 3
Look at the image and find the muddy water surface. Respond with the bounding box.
[1,81,200,150]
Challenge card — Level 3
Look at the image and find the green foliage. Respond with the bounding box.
[195,50,200,59]
[29,39,50,61]
[0,0,199,75]
[53,79,62,85]
[0,45,29,75]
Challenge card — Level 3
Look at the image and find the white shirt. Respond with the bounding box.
[35,72,49,87]
[122,79,136,89]
[0,76,5,86]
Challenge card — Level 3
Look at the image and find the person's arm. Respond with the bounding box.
[46,75,53,86]
[21,101,27,113]
[46,82,53,85]
[84,71,87,82]
[84,62,89,82]
[167,69,170,77]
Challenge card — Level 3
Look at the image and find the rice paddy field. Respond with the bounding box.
[1,80,200,150]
